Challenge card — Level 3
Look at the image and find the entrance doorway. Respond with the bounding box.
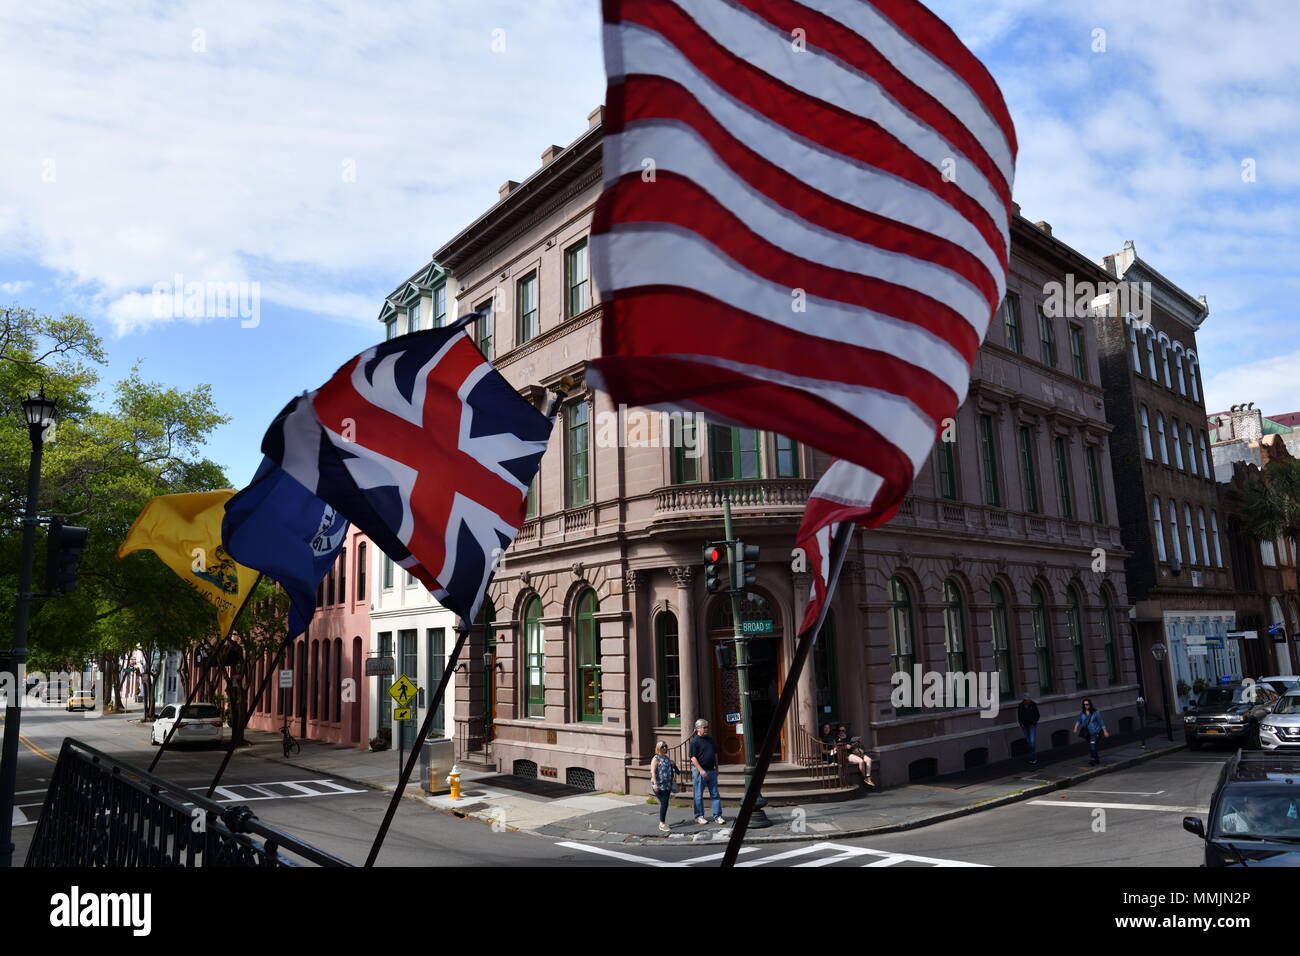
[709,591,784,764]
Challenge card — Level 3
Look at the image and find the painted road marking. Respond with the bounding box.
[187,779,368,804]
[1029,799,1208,813]
[558,840,984,867]
[1070,789,1167,796]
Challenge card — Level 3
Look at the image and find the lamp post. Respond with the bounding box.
[0,391,57,868]
[1151,642,1174,743]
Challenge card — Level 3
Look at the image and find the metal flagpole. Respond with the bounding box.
[204,627,295,796]
[721,522,855,868]
[365,621,470,867]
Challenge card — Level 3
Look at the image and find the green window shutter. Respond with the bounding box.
[566,401,589,507]
[775,434,801,478]
[936,439,957,500]
[1085,445,1104,523]
[1003,293,1022,353]
[524,598,544,719]
[566,240,590,318]
[517,272,538,345]
[1055,436,1074,519]
[1019,425,1039,514]
[432,284,447,328]
[576,590,601,721]
[656,612,681,726]
[978,414,1001,507]
[671,416,699,484]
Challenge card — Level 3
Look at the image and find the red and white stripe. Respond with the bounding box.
[588,0,1016,629]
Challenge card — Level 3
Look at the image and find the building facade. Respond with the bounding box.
[369,110,1143,792]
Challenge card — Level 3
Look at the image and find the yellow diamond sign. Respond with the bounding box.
[389,674,417,707]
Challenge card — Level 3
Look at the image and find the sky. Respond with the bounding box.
[1,0,1297,485]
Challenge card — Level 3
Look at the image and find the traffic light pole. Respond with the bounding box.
[722,495,770,829]
[0,424,46,868]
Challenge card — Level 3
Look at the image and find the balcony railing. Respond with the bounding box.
[654,478,815,517]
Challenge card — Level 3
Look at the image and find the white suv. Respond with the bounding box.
[151,702,225,748]
[1259,693,1300,750]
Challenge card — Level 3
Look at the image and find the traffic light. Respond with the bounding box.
[735,541,760,590]
[714,640,736,670]
[703,541,728,593]
[45,520,88,595]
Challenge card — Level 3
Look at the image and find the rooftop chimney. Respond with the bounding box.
[498,180,519,200]
[588,105,604,129]
[540,144,564,166]
[1034,220,1052,236]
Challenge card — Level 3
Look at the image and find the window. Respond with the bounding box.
[937,438,958,501]
[1171,420,1184,470]
[1054,436,1073,519]
[1262,538,1277,567]
[427,628,446,736]
[565,239,590,317]
[942,580,967,674]
[1003,292,1022,353]
[384,317,397,341]
[356,541,367,601]
[1146,331,1157,378]
[1189,359,1201,402]
[1018,426,1039,514]
[406,568,416,589]
[409,299,422,332]
[1085,445,1104,523]
[1067,589,1085,688]
[525,475,538,520]
[383,554,393,589]
[432,284,447,328]
[888,577,916,705]
[671,416,700,484]
[1156,413,1169,464]
[378,632,392,733]
[1140,406,1154,459]
[1038,307,1056,366]
[1160,341,1172,387]
[524,598,544,719]
[1069,324,1086,379]
[575,589,601,721]
[1210,511,1223,566]
[338,547,346,607]
[1199,433,1211,477]
[1101,593,1118,685]
[655,612,680,726]
[1184,504,1197,565]
[516,272,538,345]
[1185,427,1198,476]
[326,563,336,605]
[710,425,761,480]
[1031,584,1053,695]
[1129,324,1141,372]
[566,400,590,507]
[474,299,493,359]
[1153,496,1167,562]
[978,413,1001,506]
[774,434,801,478]
[813,611,840,721]
[991,583,1015,699]
[1168,499,1182,564]
[1198,509,1211,569]
[1175,350,1186,395]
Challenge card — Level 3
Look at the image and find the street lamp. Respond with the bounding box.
[1,391,58,867]
[1151,642,1174,743]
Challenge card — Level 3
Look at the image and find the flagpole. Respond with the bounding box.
[204,626,295,796]
[365,620,470,867]
[720,521,854,868]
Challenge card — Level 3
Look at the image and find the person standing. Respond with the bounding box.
[1073,697,1109,765]
[650,740,678,833]
[689,717,724,825]
[1018,692,1041,766]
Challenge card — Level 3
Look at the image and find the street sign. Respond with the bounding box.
[389,674,418,706]
[725,712,742,723]
[393,707,412,721]
[279,669,293,689]
[1227,630,1258,640]
[366,656,395,677]
[740,620,773,635]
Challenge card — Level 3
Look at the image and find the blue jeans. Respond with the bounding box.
[1023,725,1037,761]
[656,790,671,823]
[1088,734,1100,761]
[693,768,721,819]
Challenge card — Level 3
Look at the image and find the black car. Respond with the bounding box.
[1184,750,1300,866]
[1183,683,1278,749]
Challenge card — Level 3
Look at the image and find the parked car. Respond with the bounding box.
[1184,750,1300,865]
[1183,683,1279,749]
[150,702,225,748]
[1260,692,1300,751]
[66,691,95,712]
[1258,676,1300,697]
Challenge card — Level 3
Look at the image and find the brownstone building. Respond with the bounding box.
[396,111,1141,793]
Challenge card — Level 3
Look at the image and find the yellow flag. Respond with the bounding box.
[117,490,260,638]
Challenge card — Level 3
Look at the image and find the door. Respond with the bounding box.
[398,629,418,752]
[708,591,785,764]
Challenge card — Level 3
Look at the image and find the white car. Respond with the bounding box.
[1259,693,1300,750]
[151,702,225,748]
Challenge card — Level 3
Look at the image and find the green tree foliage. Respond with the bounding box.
[1241,459,1300,543]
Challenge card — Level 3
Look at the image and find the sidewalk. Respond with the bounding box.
[239,726,1186,847]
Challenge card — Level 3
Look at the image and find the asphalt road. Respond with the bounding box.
[7,707,1228,867]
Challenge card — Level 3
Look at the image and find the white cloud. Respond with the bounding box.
[1,279,32,295]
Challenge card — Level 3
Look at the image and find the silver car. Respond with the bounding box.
[1260,693,1300,751]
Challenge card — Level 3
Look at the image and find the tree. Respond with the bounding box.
[208,579,289,747]
[1241,459,1300,543]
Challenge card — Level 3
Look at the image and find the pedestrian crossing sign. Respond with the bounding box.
[389,674,417,706]
[393,707,412,721]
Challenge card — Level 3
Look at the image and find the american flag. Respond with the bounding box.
[262,317,553,624]
[587,0,1017,632]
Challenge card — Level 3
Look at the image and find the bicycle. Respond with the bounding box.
[280,721,301,758]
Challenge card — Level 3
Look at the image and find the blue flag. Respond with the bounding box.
[222,455,349,638]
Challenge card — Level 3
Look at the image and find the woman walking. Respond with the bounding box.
[1073,698,1110,765]
[650,740,679,832]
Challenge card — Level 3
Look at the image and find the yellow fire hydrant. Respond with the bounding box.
[447,764,462,800]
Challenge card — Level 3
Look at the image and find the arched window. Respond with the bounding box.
[991,583,1015,699]
[1156,414,1169,464]
[1175,350,1187,395]
[1211,510,1223,566]
[655,611,680,726]
[1170,420,1184,470]
[575,589,601,721]
[1185,427,1198,476]
[888,576,916,680]
[1128,324,1141,372]
[1031,584,1053,695]
[1184,504,1198,565]
[1199,433,1211,477]
[1140,406,1153,459]
[1168,500,1183,564]
[1160,341,1172,387]
[1153,495,1167,561]
[1067,588,1086,689]
[942,580,967,673]
[1145,331,1157,378]
[1101,592,1119,684]
[524,597,545,719]
[1197,509,1211,571]
[1189,358,1201,401]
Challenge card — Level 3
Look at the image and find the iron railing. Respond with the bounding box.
[26,738,352,867]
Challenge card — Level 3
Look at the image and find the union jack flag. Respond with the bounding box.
[588,0,1017,633]
[262,315,552,624]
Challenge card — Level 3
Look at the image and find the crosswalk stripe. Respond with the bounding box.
[1028,799,1208,813]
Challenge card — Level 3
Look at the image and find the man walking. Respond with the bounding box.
[689,718,724,825]
[1018,692,1040,766]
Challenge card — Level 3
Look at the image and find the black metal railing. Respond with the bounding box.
[26,738,352,867]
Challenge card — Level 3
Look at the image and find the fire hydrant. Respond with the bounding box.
[447,764,462,800]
